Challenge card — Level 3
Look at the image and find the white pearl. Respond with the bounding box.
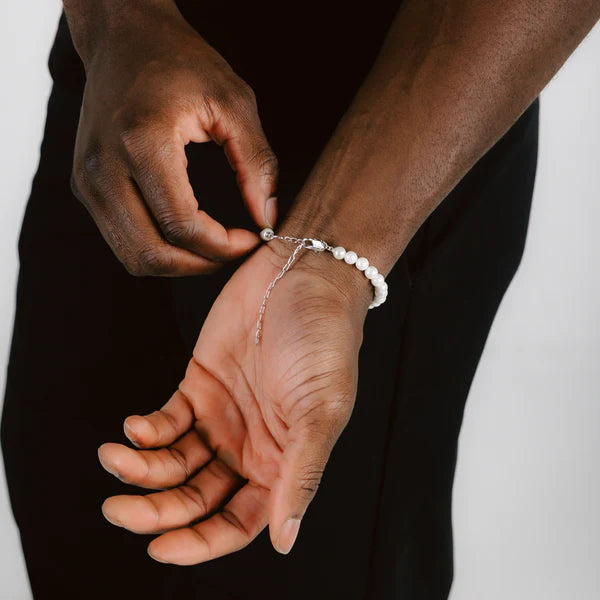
[364,266,378,279]
[260,227,274,241]
[332,246,346,260]
[344,251,358,265]
[355,257,369,271]
[372,273,385,286]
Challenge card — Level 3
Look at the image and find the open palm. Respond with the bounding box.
[98,243,370,564]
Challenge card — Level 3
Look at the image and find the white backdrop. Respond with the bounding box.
[0,3,598,599]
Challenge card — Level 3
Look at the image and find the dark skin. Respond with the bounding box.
[62,0,600,563]
[66,0,278,276]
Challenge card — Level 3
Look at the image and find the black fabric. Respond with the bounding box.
[2,10,539,600]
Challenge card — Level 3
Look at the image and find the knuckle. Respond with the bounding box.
[249,146,279,180]
[136,246,174,276]
[119,123,177,171]
[123,260,145,277]
[71,143,104,198]
[222,79,256,108]
[119,126,149,157]
[81,144,104,178]
[211,80,257,122]
[119,119,164,155]
[296,464,325,499]
[161,216,195,246]
[105,225,127,252]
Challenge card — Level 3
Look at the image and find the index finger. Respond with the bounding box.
[123,130,259,261]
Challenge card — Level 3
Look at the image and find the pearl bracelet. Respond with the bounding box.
[255,227,388,344]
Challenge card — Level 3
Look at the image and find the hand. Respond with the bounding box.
[67,1,278,276]
[97,241,372,563]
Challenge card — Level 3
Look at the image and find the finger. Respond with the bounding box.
[267,421,341,555]
[211,103,279,229]
[101,457,243,534]
[78,167,222,276]
[147,481,269,565]
[123,358,247,457]
[123,129,259,261]
[123,389,195,449]
[98,429,213,489]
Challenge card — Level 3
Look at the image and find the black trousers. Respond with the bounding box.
[1,22,539,600]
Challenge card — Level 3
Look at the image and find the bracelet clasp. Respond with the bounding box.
[301,238,327,252]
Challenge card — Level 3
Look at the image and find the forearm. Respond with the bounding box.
[282,0,600,277]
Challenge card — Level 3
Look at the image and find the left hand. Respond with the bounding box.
[97,240,372,564]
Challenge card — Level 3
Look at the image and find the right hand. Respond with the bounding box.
[67,1,278,276]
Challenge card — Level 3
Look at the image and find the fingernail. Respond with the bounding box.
[276,518,301,554]
[103,463,120,479]
[102,502,123,527]
[97,447,120,478]
[265,196,277,228]
[148,547,169,564]
[124,420,141,447]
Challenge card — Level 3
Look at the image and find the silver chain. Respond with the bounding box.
[254,234,334,345]
[255,241,305,345]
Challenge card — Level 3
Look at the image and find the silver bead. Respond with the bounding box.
[260,227,274,241]
[355,257,369,271]
[364,266,378,279]
[332,246,346,260]
[344,251,358,265]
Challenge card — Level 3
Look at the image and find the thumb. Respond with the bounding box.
[268,424,338,555]
[217,110,279,229]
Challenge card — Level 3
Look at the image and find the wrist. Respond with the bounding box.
[63,0,182,66]
[280,184,414,280]
[257,231,379,316]
[278,209,400,279]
